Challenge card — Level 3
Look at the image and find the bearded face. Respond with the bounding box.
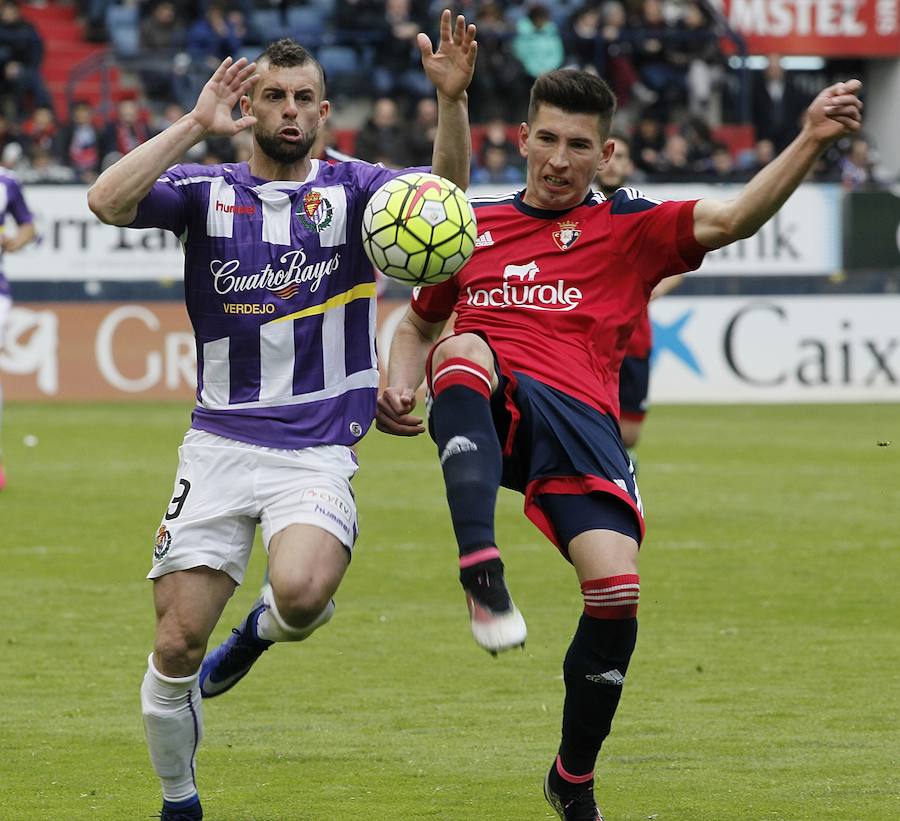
[253,121,318,165]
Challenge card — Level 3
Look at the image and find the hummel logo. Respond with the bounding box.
[440,435,477,465]
[475,230,494,247]
[586,669,625,686]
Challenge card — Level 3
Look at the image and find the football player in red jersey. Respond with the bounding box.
[377,70,862,820]
[594,133,683,470]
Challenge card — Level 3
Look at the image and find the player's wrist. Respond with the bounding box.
[436,89,468,106]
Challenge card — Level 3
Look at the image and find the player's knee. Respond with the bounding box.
[433,333,494,374]
[154,628,206,676]
[269,579,335,630]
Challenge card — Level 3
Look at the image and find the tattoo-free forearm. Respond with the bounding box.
[87,114,209,226]
[431,93,471,190]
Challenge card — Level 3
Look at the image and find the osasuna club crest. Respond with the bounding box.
[552,219,581,251]
[297,190,334,232]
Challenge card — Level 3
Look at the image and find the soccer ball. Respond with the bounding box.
[361,172,477,286]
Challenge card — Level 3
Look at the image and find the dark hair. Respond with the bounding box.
[528,70,617,137]
[255,38,325,94]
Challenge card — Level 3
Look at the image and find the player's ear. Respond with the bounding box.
[597,138,615,173]
[517,122,529,158]
[319,99,331,125]
[240,93,253,117]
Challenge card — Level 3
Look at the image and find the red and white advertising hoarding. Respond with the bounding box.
[718,0,900,56]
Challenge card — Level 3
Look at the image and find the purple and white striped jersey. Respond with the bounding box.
[0,169,35,298]
[131,159,407,449]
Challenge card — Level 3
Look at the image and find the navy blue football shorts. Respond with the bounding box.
[426,337,645,559]
[618,354,650,422]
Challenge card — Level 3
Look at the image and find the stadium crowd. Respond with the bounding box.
[0,0,893,188]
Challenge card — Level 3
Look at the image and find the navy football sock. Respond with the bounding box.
[430,358,502,559]
[558,601,638,779]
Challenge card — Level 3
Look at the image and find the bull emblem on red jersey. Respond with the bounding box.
[552,219,581,251]
[503,261,540,281]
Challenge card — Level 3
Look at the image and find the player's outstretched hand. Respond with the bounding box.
[805,80,863,144]
[190,56,260,138]
[376,387,425,436]
[419,9,477,101]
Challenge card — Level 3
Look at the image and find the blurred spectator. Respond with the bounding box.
[141,0,185,51]
[20,145,76,182]
[567,4,602,71]
[101,97,152,165]
[628,0,686,115]
[596,1,650,108]
[468,0,527,122]
[139,0,187,102]
[737,137,774,176]
[681,114,713,166]
[677,1,721,119]
[839,135,891,190]
[21,105,62,162]
[405,96,438,167]
[371,0,432,104]
[472,143,524,185]
[704,141,743,182]
[187,2,245,68]
[150,100,186,135]
[512,3,565,80]
[59,100,102,183]
[335,0,390,41]
[0,0,54,117]
[751,55,807,152]
[478,116,523,171]
[352,96,410,168]
[631,108,665,174]
[649,131,693,181]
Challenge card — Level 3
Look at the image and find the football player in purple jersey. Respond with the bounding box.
[87,11,477,820]
[0,167,36,491]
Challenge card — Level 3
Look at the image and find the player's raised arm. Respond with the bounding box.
[419,9,477,190]
[87,57,259,226]
[693,80,863,250]
[376,308,446,436]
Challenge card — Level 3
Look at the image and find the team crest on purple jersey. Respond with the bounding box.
[552,220,581,251]
[296,190,334,232]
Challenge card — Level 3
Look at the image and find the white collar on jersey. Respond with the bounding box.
[250,159,321,195]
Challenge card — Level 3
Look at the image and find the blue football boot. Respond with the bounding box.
[199,603,272,698]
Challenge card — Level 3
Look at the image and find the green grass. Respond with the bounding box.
[1,402,898,820]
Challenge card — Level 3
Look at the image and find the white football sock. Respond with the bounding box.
[256,583,335,642]
[141,653,203,803]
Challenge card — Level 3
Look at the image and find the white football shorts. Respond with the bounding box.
[148,429,359,583]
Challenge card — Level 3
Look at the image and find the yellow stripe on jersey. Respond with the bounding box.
[270,281,377,324]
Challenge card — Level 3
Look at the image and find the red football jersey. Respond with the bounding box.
[411,188,706,417]
[625,307,652,359]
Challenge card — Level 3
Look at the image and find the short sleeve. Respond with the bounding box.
[353,162,431,200]
[129,167,190,234]
[410,277,459,324]
[609,190,706,287]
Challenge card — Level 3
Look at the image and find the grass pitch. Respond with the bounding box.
[1,402,898,821]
